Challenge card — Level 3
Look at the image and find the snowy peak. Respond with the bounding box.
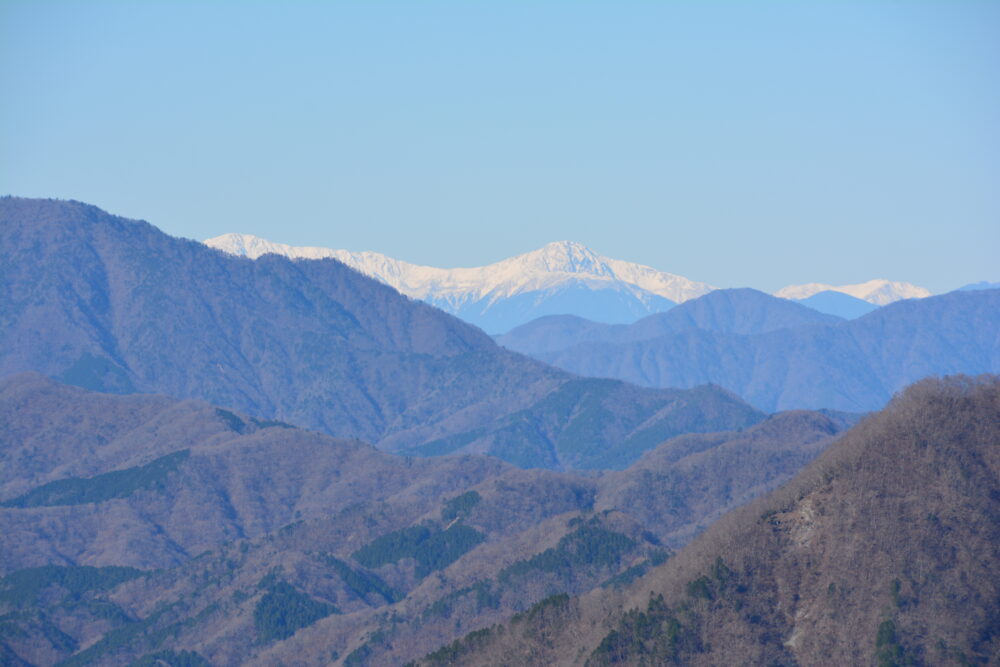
[205,233,424,293]
[203,234,716,332]
[205,234,715,304]
[775,279,932,305]
[522,240,613,276]
[205,234,933,330]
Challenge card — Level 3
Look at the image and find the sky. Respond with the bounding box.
[2,1,997,293]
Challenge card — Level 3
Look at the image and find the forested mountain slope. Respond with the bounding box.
[0,374,848,665]
[418,375,1000,666]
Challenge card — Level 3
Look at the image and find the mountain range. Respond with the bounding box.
[2,373,991,665]
[774,278,932,304]
[411,375,1000,666]
[0,197,760,471]
[205,233,933,332]
[204,235,708,333]
[0,372,850,665]
[2,196,996,666]
[498,287,1000,413]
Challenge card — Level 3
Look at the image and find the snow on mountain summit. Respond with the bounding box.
[204,234,938,329]
[774,279,931,305]
[203,234,719,332]
[204,234,715,305]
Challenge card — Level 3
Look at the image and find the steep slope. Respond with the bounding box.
[496,288,841,355]
[774,278,932,305]
[593,409,855,547]
[794,290,879,319]
[0,197,760,469]
[0,374,848,666]
[510,290,1000,412]
[206,234,714,332]
[417,375,1000,666]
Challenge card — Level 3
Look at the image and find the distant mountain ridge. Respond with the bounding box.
[0,197,760,470]
[499,287,1000,413]
[959,280,1000,291]
[205,234,714,304]
[792,290,878,319]
[496,288,843,356]
[0,373,848,665]
[204,234,715,332]
[775,278,931,305]
[206,233,935,331]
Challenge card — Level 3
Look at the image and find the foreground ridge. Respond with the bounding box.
[415,375,1000,666]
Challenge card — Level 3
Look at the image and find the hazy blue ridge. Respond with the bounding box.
[505,289,1000,413]
[957,281,1000,291]
[497,288,841,354]
[433,282,676,335]
[794,290,879,319]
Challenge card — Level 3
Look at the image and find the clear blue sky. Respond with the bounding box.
[2,1,997,292]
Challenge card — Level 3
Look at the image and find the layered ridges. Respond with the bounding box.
[414,375,1000,666]
[205,235,714,304]
[0,374,846,665]
[0,197,759,469]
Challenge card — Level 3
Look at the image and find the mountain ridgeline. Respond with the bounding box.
[413,375,1000,666]
[0,373,849,665]
[2,196,993,665]
[205,233,934,333]
[498,287,1000,413]
[0,197,762,470]
[205,233,712,333]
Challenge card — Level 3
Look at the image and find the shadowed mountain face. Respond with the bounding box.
[0,374,848,665]
[0,197,762,469]
[414,375,1000,667]
[500,287,1000,413]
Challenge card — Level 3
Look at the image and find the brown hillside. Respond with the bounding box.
[0,375,845,665]
[420,375,1000,666]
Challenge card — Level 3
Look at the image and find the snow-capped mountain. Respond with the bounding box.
[774,279,932,306]
[204,234,716,333]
